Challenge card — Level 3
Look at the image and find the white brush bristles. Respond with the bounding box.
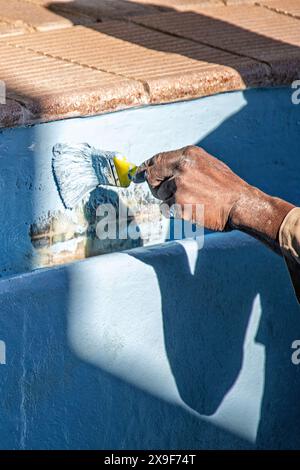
[52,143,105,210]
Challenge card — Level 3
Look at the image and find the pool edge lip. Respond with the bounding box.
[0,231,260,290]
[0,82,294,130]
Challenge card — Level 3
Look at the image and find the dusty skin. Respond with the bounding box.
[136,145,300,301]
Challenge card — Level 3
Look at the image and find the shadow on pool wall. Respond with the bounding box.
[140,88,300,448]
[199,89,300,205]
[59,87,300,450]
[29,86,300,447]
[37,1,300,447]
[192,88,300,448]
[129,235,300,449]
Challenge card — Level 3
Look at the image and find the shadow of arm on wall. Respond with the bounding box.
[129,236,259,416]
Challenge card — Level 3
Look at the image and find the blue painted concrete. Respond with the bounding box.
[0,87,299,275]
[0,234,299,449]
[0,87,299,449]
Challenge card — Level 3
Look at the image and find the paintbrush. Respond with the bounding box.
[52,143,137,210]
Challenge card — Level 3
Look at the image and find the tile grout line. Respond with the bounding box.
[127,12,273,73]
[255,1,300,21]
[1,9,273,103]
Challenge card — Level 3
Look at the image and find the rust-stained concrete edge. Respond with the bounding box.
[1,82,150,128]
[0,73,296,129]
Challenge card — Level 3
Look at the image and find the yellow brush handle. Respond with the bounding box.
[113,155,137,188]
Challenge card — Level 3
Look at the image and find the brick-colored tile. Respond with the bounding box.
[134,4,300,82]
[0,0,72,31]
[0,43,147,126]
[5,21,270,104]
[259,0,300,20]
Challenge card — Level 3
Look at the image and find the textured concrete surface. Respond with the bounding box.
[0,42,147,126]
[0,99,26,128]
[128,0,224,9]
[0,0,73,31]
[0,0,299,126]
[135,4,300,83]
[5,22,270,105]
[0,231,299,449]
[260,0,300,19]
[0,88,299,275]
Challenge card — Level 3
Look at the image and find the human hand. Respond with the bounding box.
[135,145,294,238]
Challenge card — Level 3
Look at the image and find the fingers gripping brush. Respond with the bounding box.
[52,143,137,210]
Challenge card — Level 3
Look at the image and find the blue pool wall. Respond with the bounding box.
[0,87,299,449]
[0,235,299,449]
[0,87,299,275]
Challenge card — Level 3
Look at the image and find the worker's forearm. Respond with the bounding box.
[226,186,295,254]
